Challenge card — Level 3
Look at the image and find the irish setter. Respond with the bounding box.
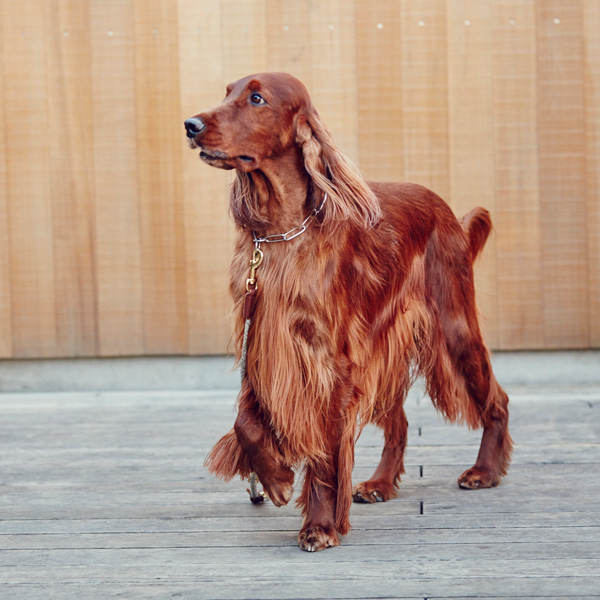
[185,72,512,552]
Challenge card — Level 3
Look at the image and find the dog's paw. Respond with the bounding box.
[458,466,500,489]
[261,467,295,507]
[266,483,294,507]
[352,480,397,503]
[298,525,340,552]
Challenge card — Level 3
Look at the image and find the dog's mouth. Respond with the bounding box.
[195,148,232,170]
[199,149,229,163]
[198,148,257,171]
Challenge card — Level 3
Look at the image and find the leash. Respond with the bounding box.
[240,193,327,504]
[241,246,267,504]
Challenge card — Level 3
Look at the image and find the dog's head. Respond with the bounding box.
[185,72,381,231]
[184,72,309,173]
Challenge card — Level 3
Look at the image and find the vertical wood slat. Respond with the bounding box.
[178,0,234,355]
[583,0,600,347]
[308,0,360,162]
[265,0,312,85]
[492,0,544,349]
[400,0,450,201]
[45,0,99,356]
[90,0,144,356]
[0,3,13,357]
[2,0,57,358]
[537,1,590,348]
[220,0,267,84]
[0,0,598,357]
[354,2,404,182]
[206,0,268,352]
[446,0,498,347]
[133,0,189,354]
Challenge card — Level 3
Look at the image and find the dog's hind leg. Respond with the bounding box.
[424,317,512,488]
[352,398,408,503]
[421,219,513,489]
[455,358,513,490]
[426,304,513,489]
[425,280,512,487]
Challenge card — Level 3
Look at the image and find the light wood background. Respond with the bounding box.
[0,0,598,358]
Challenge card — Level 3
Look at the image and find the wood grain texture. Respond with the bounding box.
[178,0,234,354]
[537,1,590,348]
[265,0,312,85]
[0,3,13,358]
[446,0,498,348]
[400,0,450,201]
[2,0,57,358]
[133,0,189,354]
[308,0,359,162]
[90,0,144,356]
[0,1,599,357]
[45,0,99,356]
[492,0,544,349]
[220,0,267,83]
[583,0,600,347]
[355,2,404,182]
[0,387,598,598]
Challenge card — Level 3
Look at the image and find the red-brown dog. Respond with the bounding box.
[185,72,512,552]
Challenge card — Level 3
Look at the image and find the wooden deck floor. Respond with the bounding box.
[1,383,599,599]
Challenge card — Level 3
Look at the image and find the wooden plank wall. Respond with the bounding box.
[0,0,598,358]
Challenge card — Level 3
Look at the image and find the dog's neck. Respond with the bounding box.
[235,149,317,237]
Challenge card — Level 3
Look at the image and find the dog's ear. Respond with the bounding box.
[295,109,381,229]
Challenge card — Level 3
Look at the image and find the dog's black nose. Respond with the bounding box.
[184,117,206,138]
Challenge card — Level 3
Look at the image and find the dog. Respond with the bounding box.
[185,72,512,552]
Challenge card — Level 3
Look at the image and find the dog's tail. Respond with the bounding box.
[459,207,492,261]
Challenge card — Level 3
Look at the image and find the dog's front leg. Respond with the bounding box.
[296,399,357,551]
[233,382,295,507]
[297,457,340,552]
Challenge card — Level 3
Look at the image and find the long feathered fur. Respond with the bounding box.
[191,72,512,551]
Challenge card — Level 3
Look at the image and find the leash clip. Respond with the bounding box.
[246,246,264,292]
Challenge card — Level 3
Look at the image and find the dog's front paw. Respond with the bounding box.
[266,483,294,507]
[261,466,295,507]
[298,525,340,552]
[458,466,499,489]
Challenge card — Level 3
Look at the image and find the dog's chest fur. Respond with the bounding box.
[228,227,429,462]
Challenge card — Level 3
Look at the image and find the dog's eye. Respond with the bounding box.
[250,93,266,105]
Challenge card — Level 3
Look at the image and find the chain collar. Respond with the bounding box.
[252,193,327,244]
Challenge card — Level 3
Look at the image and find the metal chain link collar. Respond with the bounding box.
[252,193,328,244]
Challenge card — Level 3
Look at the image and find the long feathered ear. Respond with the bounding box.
[295,109,381,229]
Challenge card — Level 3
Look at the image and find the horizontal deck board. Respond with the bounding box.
[0,387,598,599]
